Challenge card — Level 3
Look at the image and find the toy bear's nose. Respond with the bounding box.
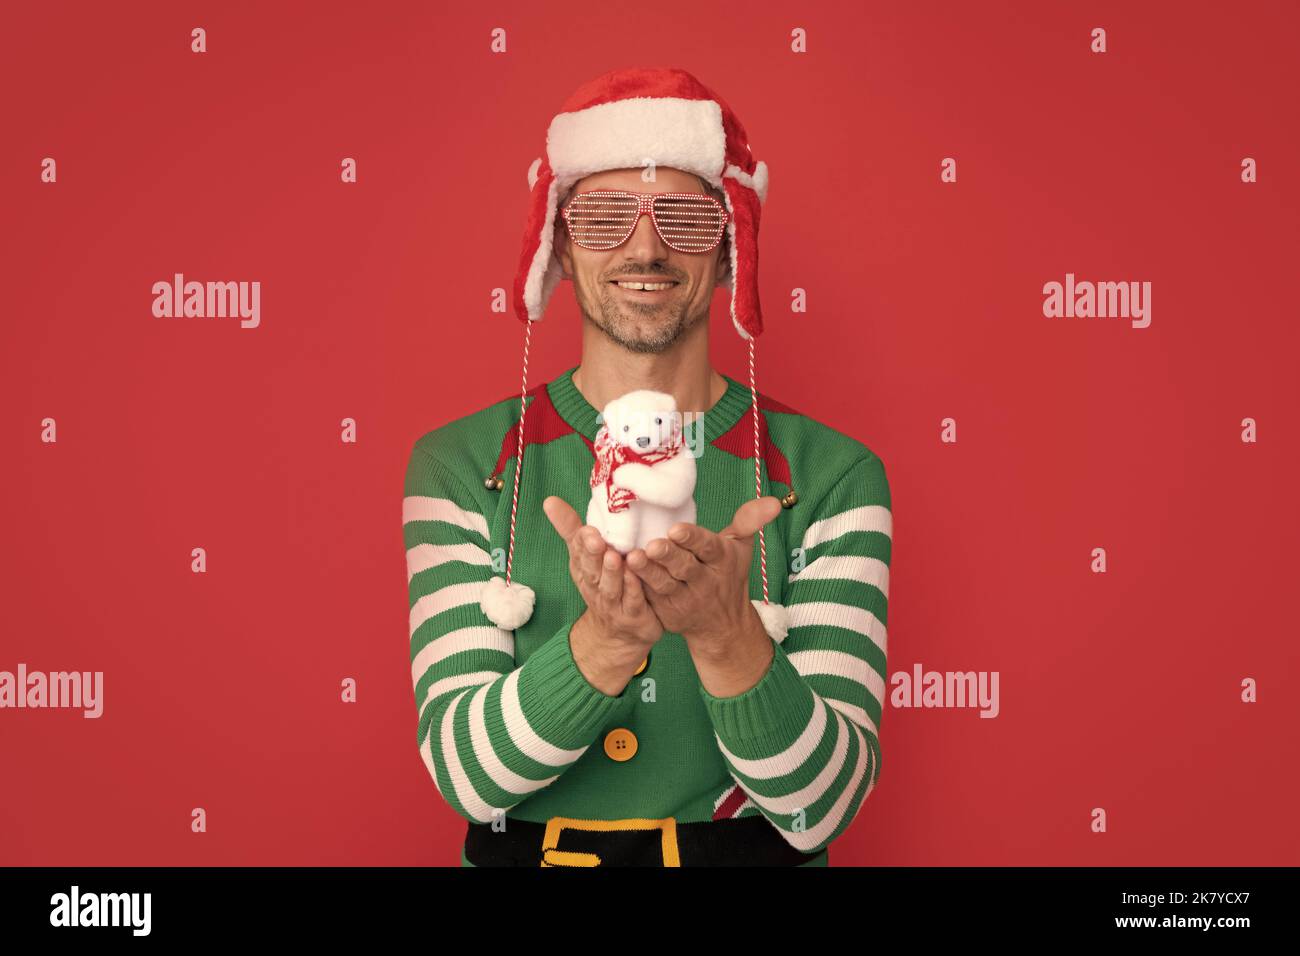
[636,436,650,448]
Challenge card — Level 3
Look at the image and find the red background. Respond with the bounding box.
[3,0,1297,865]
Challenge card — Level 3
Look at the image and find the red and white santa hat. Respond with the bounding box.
[481,66,789,643]
[514,66,769,340]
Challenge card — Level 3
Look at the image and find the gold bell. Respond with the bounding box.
[484,474,504,491]
[780,489,798,509]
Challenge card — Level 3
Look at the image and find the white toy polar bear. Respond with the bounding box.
[587,389,696,555]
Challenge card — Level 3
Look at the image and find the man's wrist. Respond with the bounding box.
[686,600,768,662]
[570,612,644,697]
[687,602,775,698]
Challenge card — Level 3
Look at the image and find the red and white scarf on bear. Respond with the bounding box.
[591,415,684,514]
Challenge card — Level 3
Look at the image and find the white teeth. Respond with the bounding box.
[616,281,675,291]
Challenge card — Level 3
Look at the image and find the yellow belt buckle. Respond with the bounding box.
[540,816,680,867]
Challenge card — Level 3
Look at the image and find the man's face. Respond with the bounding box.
[554,167,730,354]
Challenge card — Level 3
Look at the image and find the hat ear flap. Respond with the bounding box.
[514,163,563,323]
[722,176,763,341]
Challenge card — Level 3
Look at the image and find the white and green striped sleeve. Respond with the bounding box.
[699,453,892,855]
[403,443,627,824]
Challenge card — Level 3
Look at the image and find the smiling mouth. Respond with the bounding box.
[609,279,680,297]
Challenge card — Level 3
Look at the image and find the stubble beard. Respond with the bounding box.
[578,278,694,355]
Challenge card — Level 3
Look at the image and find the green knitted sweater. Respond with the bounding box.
[402,365,892,866]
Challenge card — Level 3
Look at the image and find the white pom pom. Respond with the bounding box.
[526,157,542,191]
[481,576,535,631]
[751,599,788,643]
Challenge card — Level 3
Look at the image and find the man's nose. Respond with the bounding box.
[636,436,650,448]
[623,208,669,257]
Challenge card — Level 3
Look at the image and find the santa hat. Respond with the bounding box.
[481,66,789,644]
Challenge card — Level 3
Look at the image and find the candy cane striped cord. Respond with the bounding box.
[748,337,769,605]
[505,318,535,586]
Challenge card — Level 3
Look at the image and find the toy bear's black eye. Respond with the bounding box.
[655,417,662,425]
[622,425,628,432]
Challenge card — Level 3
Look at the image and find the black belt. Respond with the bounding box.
[464,814,826,867]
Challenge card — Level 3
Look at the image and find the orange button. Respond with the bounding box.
[603,728,638,762]
[633,655,649,676]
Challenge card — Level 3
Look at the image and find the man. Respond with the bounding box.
[402,67,892,867]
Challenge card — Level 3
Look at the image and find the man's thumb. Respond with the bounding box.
[722,495,783,540]
[543,495,581,539]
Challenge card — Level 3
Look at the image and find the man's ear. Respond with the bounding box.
[715,235,731,283]
[554,220,573,279]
